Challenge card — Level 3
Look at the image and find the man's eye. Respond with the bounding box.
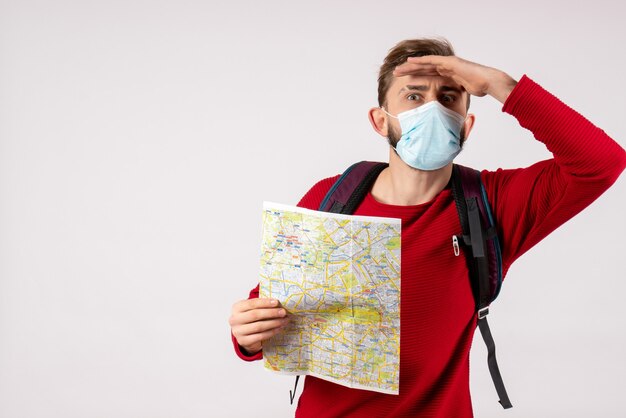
[441,95,456,103]
[407,94,421,101]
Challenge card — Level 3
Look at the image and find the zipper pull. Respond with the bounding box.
[452,235,460,256]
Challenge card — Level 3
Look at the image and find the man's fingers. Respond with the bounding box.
[394,55,461,76]
[236,326,285,349]
[232,316,289,350]
[393,63,441,76]
[229,298,291,351]
[236,317,290,337]
[229,301,288,326]
[406,55,449,64]
[395,62,439,71]
[230,306,287,326]
[232,297,279,313]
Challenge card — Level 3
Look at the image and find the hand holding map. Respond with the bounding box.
[230,297,289,355]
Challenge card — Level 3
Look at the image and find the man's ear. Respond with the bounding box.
[462,113,476,142]
[368,107,389,137]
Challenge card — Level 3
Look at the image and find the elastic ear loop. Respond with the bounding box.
[380,107,399,119]
[379,107,401,152]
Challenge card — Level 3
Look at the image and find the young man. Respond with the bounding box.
[229,38,626,417]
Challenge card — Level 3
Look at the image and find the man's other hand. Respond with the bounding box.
[229,298,289,355]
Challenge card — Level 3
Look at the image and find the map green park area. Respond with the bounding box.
[259,202,401,394]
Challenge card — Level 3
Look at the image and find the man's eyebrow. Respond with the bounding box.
[397,84,465,95]
[440,85,464,94]
[398,85,427,95]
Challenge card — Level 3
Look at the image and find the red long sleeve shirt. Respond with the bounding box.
[232,75,626,417]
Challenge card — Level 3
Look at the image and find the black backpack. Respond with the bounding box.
[315,161,512,409]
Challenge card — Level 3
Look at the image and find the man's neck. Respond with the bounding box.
[370,150,453,206]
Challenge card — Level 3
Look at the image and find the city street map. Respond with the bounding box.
[259,202,401,394]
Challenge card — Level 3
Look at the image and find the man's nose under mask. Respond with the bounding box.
[382,101,466,171]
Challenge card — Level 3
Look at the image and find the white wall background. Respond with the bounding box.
[1,1,625,417]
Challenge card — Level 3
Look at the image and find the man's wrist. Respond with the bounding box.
[487,71,518,104]
[239,344,261,357]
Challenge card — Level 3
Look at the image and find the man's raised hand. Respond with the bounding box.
[393,55,517,104]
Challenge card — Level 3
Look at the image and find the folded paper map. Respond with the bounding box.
[259,202,401,394]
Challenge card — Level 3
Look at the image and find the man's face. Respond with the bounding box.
[384,75,470,148]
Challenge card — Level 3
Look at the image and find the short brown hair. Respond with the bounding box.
[377,38,469,110]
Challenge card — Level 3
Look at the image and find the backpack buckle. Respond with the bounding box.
[478,306,490,320]
[452,235,460,256]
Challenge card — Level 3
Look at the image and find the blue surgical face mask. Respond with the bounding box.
[382,101,466,171]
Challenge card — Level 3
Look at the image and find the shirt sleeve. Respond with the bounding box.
[481,75,626,276]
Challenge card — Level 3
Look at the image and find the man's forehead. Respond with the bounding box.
[391,74,465,93]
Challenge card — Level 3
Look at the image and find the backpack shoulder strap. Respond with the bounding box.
[319,161,388,213]
[451,164,503,304]
[450,163,512,409]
